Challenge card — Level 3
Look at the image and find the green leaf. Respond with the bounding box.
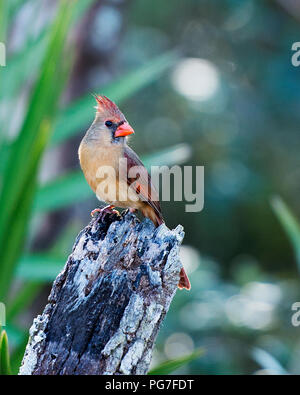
[0,0,95,107]
[0,0,10,148]
[50,51,179,146]
[0,33,47,104]
[0,0,77,301]
[16,255,64,282]
[33,144,191,213]
[0,0,9,42]
[0,176,37,301]
[0,330,11,375]
[0,141,11,177]
[148,349,204,375]
[271,196,300,270]
[34,171,92,213]
[251,347,288,375]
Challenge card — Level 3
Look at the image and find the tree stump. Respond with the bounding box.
[19,210,184,375]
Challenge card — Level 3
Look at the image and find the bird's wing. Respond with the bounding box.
[123,145,163,220]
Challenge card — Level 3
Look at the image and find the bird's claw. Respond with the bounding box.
[91,205,120,217]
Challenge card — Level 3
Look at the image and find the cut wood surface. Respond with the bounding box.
[19,209,184,375]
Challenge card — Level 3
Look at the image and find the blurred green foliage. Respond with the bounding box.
[0,329,11,375]
[1,0,300,375]
[0,0,182,373]
[149,349,204,375]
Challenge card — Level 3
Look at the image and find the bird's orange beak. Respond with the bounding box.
[115,122,135,138]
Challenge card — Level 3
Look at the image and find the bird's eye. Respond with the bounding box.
[105,120,113,128]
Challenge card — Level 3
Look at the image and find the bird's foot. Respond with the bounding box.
[91,205,119,217]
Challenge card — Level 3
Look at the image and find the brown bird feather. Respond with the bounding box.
[124,146,163,227]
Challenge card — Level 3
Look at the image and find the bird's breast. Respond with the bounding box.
[79,141,123,193]
[79,141,143,209]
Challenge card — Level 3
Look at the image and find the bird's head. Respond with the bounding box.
[86,95,134,146]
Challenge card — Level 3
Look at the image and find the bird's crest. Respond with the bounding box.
[94,95,123,119]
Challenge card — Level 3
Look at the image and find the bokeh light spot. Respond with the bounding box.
[172,58,220,102]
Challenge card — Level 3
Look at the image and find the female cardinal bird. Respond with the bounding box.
[78,95,190,290]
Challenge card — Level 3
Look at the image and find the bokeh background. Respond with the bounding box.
[1,0,300,375]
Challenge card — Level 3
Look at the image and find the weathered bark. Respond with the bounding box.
[19,210,184,375]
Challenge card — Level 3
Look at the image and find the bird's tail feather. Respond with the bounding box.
[155,214,164,226]
[144,207,189,289]
[178,267,191,290]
